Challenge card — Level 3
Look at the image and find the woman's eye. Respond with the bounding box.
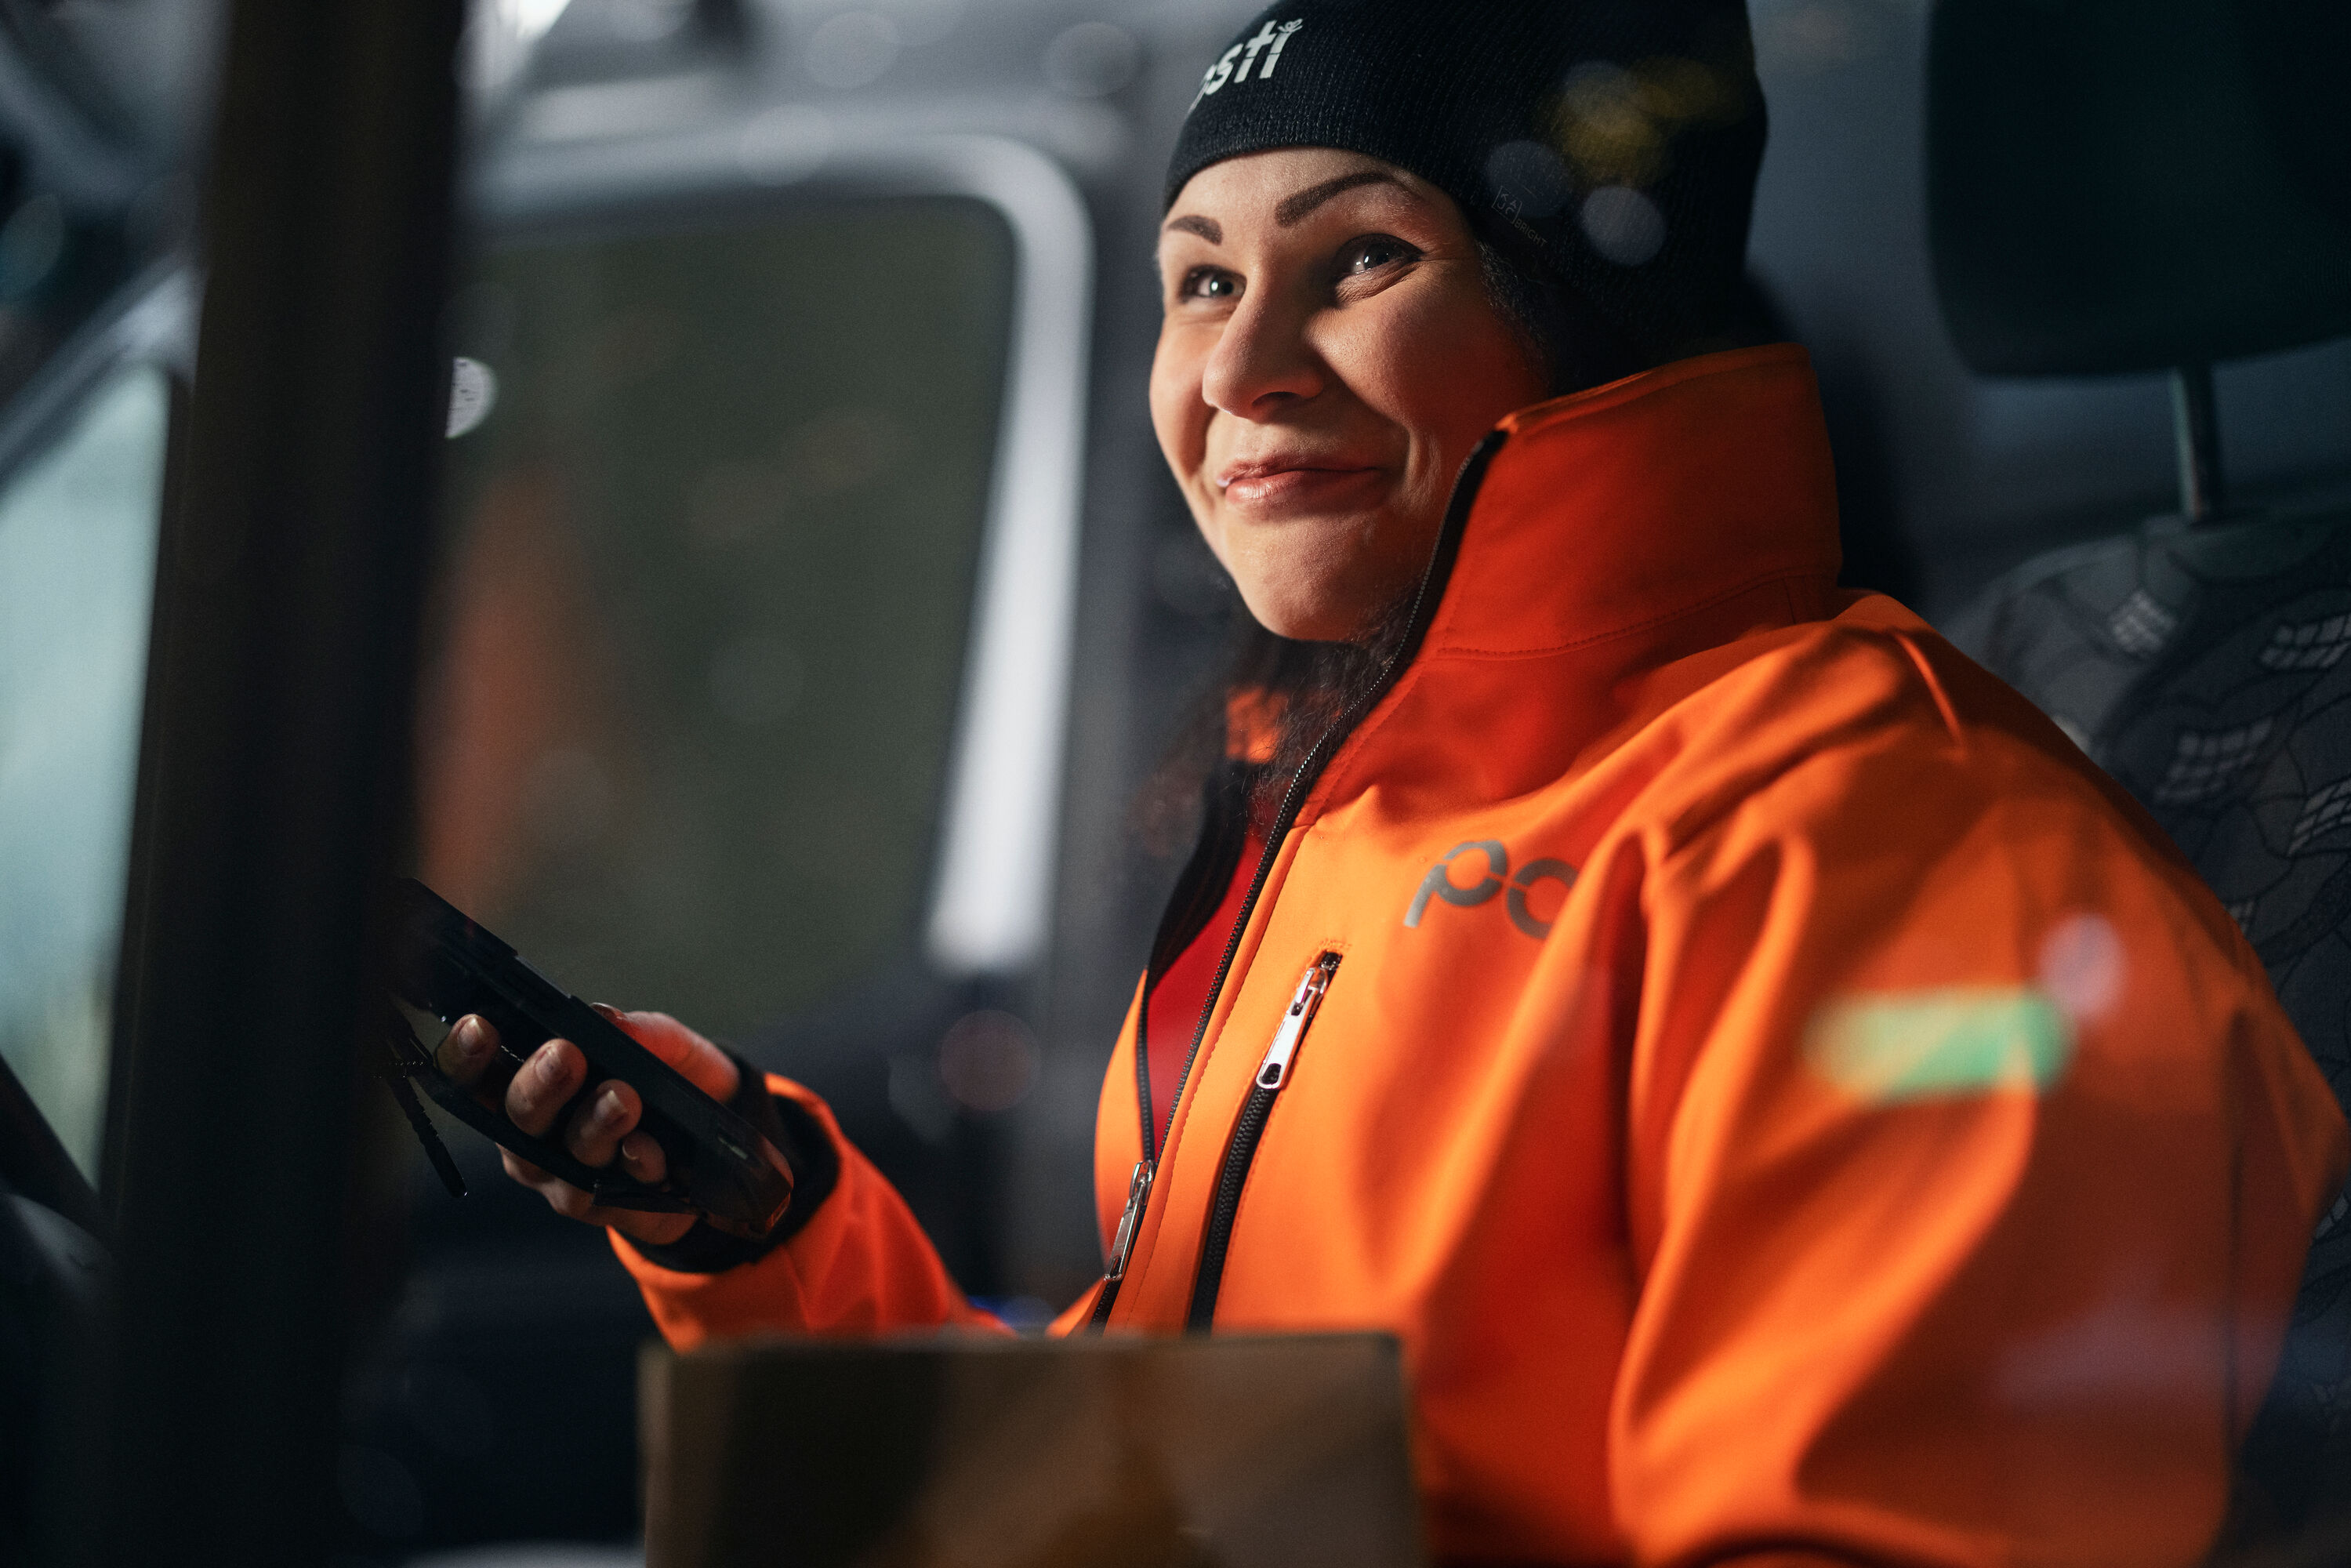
[1181,267,1239,301]
[1341,236,1417,276]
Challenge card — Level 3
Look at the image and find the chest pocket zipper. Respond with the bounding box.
[1186,953,1341,1329]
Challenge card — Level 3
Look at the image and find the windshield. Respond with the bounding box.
[419,195,1015,1039]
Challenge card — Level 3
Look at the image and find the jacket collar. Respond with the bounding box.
[1304,343,1845,815]
[1428,343,1840,660]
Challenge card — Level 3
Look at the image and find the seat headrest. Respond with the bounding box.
[1928,0,2351,377]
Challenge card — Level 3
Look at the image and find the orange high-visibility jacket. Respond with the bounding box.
[615,346,2349,1565]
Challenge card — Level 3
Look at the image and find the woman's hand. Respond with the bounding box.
[433,1006,741,1247]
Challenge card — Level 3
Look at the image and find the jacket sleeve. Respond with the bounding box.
[1609,680,2349,1565]
[611,1075,1007,1348]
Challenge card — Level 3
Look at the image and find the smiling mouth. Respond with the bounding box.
[1216,461,1383,508]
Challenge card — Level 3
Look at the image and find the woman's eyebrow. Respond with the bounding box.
[1275,170,1403,227]
[1159,169,1403,246]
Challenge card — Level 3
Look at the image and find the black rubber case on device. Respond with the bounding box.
[383,877,793,1240]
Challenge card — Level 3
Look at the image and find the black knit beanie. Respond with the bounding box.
[1165,0,1768,367]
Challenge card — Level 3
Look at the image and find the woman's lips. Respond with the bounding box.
[1216,461,1384,510]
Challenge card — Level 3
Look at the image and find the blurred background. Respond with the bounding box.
[0,0,2344,1562]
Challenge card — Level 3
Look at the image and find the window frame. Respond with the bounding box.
[475,124,1095,984]
[0,263,193,484]
[0,261,194,1207]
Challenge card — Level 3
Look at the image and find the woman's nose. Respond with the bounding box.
[1199,291,1323,417]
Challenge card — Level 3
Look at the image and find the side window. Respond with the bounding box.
[0,361,172,1178]
[420,197,1016,1036]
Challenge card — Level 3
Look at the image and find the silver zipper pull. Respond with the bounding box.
[1256,953,1339,1091]
[1105,1159,1154,1281]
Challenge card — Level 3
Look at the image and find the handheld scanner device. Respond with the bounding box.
[381,878,792,1240]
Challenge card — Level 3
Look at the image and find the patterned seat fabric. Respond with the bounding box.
[1950,507,2351,1530]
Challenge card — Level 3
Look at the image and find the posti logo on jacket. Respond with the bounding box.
[1190,20,1305,110]
[1406,840,1578,939]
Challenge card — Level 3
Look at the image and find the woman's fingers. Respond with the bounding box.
[564,1080,642,1169]
[501,1147,551,1188]
[618,1129,668,1185]
[454,1008,702,1246]
[499,1146,693,1245]
[505,1037,585,1136]
[500,1150,600,1224]
[435,1014,502,1087]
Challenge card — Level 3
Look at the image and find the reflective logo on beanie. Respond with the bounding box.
[1190,19,1304,111]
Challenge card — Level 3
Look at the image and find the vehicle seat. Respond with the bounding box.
[1928,0,2351,1540]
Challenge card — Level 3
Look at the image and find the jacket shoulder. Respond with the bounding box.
[1635,598,2200,887]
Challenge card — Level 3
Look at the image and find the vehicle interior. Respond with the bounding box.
[1,0,2346,1562]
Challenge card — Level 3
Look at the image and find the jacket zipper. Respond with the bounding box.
[1187,953,1339,1329]
[1094,771,1250,1308]
[1085,430,1509,1333]
[1102,1156,1154,1283]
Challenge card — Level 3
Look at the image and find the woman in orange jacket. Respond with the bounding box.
[440,2,2349,1561]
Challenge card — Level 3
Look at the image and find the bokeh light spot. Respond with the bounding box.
[805,10,901,90]
[1580,186,1666,266]
[1485,140,1576,220]
[938,1008,1040,1114]
[2039,912,2125,1022]
[1044,22,1140,98]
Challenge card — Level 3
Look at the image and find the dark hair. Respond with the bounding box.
[1475,238,1653,394]
[1133,600,1414,857]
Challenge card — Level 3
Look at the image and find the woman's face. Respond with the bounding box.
[1152,148,1549,643]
